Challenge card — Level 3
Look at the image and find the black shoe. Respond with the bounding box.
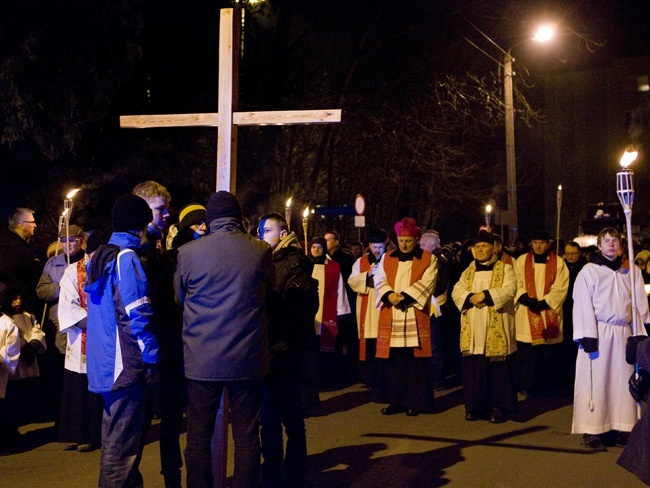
[465,412,484,421]
[405,408,420,417]
[584,435,607,452]
[381,404,405,415]
[489,409,507,424]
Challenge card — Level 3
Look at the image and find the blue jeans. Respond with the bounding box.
[99,381,151,488]
[185,379,263,488]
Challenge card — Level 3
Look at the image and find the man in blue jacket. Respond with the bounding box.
[86,194,159,488]
[175,191,273,488]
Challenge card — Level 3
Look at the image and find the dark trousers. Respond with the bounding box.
[156,362,186,483]
[260,354,307,488]
[185,378,263,488]
[99,381,151,488]
[517,341,563,395]
[430,315,445,387]
[376,348,434,411]
[462,354,518,414]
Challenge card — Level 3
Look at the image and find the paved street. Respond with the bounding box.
[1,383,647,487]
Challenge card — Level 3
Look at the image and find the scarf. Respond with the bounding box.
[525,251,559,344]
[376,252,432,359]
[358,254,371,361]
[76,259,88,362]
[460,258,508,361]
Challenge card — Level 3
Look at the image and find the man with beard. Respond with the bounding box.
[514,230,569,396]
[348,228,389,389]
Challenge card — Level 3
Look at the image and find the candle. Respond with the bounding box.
[302,207,309,256]
[484,204,492,230]
[285,197,292,233]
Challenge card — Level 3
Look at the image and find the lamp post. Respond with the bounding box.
[466,23,555,245]
[302,207,309,256]
[503,49,518,244]
[556,184,563,254]
[285,197,292,233]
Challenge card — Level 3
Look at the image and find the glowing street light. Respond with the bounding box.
[485,204,493,229]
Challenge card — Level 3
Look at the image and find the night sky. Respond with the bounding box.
[1,0,649,245]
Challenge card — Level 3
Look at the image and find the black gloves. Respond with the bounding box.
[518,293,534,307]
[529,300,550,314]
[626,336,649,365]
[629,370,650,403]
[20,342,36,366]
[581,337,598,353]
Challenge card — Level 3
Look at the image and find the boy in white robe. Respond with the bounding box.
[572,227,650,451]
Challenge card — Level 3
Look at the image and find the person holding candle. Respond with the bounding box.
[572,227,649,451]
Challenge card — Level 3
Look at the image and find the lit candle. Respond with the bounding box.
[285,197,292,233]
[302,207,309,256]
[484,204,492,230]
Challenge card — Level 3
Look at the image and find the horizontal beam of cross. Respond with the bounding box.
[120,109,342,128]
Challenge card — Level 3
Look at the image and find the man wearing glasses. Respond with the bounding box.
[0,208,44,315]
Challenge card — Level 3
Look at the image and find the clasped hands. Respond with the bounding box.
[469,292,487,309]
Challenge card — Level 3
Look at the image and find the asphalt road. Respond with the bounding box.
[1,383,647,487]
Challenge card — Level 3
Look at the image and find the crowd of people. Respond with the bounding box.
[2,182,650,487]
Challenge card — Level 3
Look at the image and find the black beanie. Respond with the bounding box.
[112,194,152,232]
[206,191,243,223]
[367,228,388,244]
[474,230,495,245]
[310,236,327,250]
[530,230,551,241]
[86,230,109,254]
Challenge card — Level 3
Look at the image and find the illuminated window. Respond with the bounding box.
[638,76,650,92]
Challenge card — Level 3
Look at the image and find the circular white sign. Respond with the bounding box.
[354,194,365,215]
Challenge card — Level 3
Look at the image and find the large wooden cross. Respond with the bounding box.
[120,7,342,193]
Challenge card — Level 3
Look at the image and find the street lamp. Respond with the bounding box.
[467,22,555,244]
[503,26,554,244]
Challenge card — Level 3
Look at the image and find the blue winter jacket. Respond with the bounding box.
[85,232,159,393]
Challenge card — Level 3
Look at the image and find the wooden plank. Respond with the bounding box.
[120,113,220,128]
[120,109,342,129]
[217,8,236,193]
[234,109,342,125]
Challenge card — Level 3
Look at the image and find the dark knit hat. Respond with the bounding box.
[530,230,551,241]
[206,191,243,223]
[179,203,207,230]
[310,236,327,249]
[58,225,83,239]
[112,194,152,232]
[86,230,109,254]
[367,228,388,244]
[474,230,495,245]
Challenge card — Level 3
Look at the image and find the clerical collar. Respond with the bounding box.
[391,246,423,262]
[590,252,622,271]
[533,251,549,264]
[475,254,498,271]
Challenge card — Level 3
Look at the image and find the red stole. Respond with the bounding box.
[320,259,341,352]
[76,260,88,358]
[524,251,559,344]
[500,252,513,267]
[358,255,371,361]
[376,252,432,359]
